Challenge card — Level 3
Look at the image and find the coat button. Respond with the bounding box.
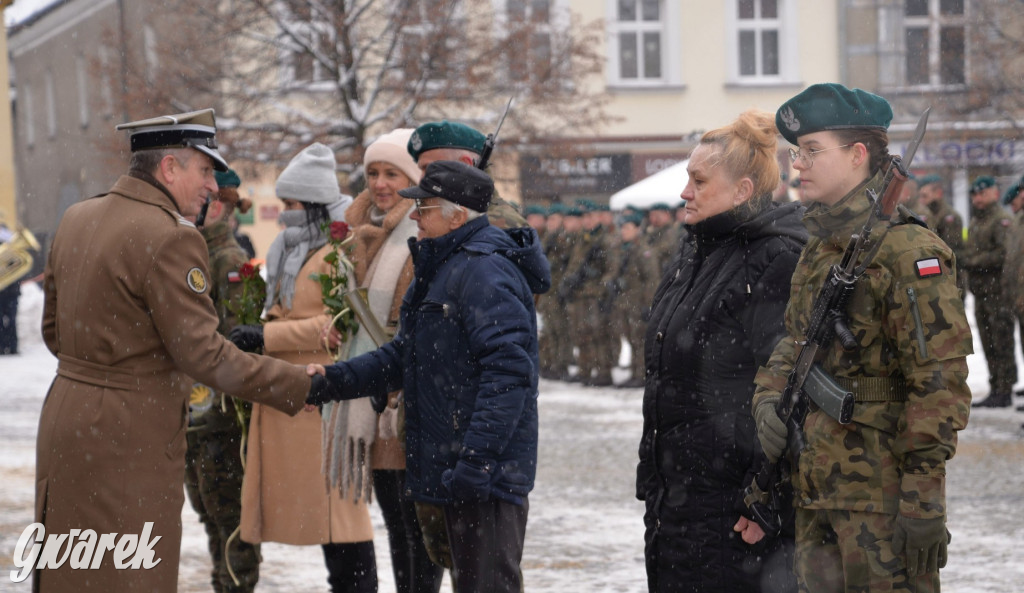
[656,332,664,343]
[405,489,413,497]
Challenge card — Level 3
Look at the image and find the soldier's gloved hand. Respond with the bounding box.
[229,324,264,353]
[753,396,787,462]
[892,515,950,577]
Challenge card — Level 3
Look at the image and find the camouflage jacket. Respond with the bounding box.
[919,198,964,261]
[753,172,972,520]
[603,238,661,319]
[560,226,612,301]
[1001,210,1024,316]
[962,202,1011,275]
[543,229,574,288]
[644,224,681,276]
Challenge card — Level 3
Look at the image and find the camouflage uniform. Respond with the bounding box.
[486,193,528,230]
[753,173,973,593]
[962,201,1017,396]
[539,228,576,379]
[644,224,680,277]
[917,198,965,295]
[185,220,259,593]
[1001,209,1024,336]
[604,236,660,385]
[560,225,614,385]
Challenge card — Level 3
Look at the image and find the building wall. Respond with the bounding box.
[0,0,16,228]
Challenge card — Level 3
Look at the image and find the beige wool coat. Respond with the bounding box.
[36,175,310,593]
[239,243,374,545]
[345,190,416,469]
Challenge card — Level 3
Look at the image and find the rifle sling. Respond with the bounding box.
[832,375,908,402]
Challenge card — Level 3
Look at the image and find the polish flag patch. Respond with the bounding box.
[228,271,241,283]
[915,258,942,278]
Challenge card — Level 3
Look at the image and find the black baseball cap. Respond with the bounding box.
[398,160,493,213]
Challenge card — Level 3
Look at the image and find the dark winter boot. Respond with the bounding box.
[322,541,377,593]
[972,392,1012,408]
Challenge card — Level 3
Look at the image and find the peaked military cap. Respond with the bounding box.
[407,121,486,161]
[398,160,494,212]
[917,173,943,188]
[970,175,996,194]
[1001,175,1024,205]
[776,83,893,145]
[116,108,229,172]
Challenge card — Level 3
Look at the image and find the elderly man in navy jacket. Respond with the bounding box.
[308,160,550,593]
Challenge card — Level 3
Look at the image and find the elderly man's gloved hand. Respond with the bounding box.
[753,396,788,462]
[442,458,493,502]
[228,324,264,353]
[306,374,338,407]
[892,515,949,577]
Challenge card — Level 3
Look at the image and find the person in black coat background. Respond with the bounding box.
[636,110,805,593]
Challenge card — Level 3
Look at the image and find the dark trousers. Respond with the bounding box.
[373,470,443,593]
[0,282,19,355]
[444,498,528,593]
[322,541,377,593]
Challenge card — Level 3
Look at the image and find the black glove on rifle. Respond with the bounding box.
[229,324,264,353]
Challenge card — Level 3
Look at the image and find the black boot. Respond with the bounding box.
[972,392,1012,408]
[322,541,377,593]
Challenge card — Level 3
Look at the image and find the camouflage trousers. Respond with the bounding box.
[569,300,617,384]
[971,287,1018,393]
[185,427,260,593]
[795,508,939,593]
[613,304,646,381]
[538,296,574,377]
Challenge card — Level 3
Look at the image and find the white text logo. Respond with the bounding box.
[10,522,162,583]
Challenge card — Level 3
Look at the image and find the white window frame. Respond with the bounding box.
[491,0,570,88]
[98,46,114,118]
[76,55,89,128]
[605,0,682,89]
[395,1,466,91]
[899,0,967,90]
[45,71,57,139]
[725,0,798,86]
[279,19,336,90]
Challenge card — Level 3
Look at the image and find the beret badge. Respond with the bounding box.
[780,107,801,133]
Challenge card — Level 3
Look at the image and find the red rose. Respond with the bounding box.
[239,263,257,279]
[330,221,350,242]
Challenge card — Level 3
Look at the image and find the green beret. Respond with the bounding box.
[620,213,644,227]
[970,175,996,194]
[1001,176,1024,205]
[917,173,942,188]
[215,168,241,188]
[594,203,611,212]
[564,207,583,217]
[407,121,486,161]
[546,203,566,215]
[524,205,547,217]
[776,83,893,145]
[648,202,672,212]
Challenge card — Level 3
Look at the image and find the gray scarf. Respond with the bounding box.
[264,210,327,312]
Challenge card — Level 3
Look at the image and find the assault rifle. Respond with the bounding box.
[744,108,931,536]
[477,97,513,171]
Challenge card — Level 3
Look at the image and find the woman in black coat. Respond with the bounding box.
[636,110,805,593]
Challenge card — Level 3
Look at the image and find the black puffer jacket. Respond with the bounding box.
[636,201,805,593]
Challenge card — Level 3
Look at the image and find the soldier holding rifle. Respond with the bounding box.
[747,84,972,593]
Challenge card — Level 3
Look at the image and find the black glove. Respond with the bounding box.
[441,458,494,502]
[892,515,950,577]
[306,373,336,407]
[229,324,264,353]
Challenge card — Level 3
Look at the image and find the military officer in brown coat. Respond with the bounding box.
[36,109,321,592]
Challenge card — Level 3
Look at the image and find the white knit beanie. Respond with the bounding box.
[363,129,422,185]
[276,142,340,204]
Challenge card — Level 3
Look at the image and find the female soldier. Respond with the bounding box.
[637,109,804,592]
[751,84,972,593]
[231,143,377,593]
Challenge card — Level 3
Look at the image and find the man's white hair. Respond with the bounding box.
[439,198,484,222]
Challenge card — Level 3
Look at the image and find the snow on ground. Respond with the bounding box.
[1,283,1023,592]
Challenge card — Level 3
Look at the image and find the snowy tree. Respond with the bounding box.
[104,0,611,180]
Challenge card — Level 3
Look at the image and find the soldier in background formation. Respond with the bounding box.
[964,176,1018,408]
[914,174,965,296]
[185,168,261,593]
[999,174,1024,412]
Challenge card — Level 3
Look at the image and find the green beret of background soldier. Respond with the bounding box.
[964,175,1018,408]
[185,167,262,593]
[407,120,528,230]
[751,83,972,593]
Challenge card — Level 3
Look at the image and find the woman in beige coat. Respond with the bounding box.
[229,143,376,593]
[341,129,443,593]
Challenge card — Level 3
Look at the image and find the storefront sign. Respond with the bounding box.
[631,154,687,181]
[520,154,632,195]
[894,139,1023,166]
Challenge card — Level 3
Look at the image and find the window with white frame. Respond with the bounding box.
[278,3,334,87]
[606,0,681,88]
[45,71,57,139]
[397,0,461,86]
[727,0,797,85]
[77,55,89,128]
[499,0,559,84]
[903,0,965,87]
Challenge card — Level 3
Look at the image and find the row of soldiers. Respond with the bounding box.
[528,200,685,387]
[910,172,1024,412]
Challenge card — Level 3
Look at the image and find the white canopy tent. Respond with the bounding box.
[609,159,688,211]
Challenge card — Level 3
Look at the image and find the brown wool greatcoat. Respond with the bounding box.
[36,175,310,593]
[239,243,374,545]
[346,190,416,470]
